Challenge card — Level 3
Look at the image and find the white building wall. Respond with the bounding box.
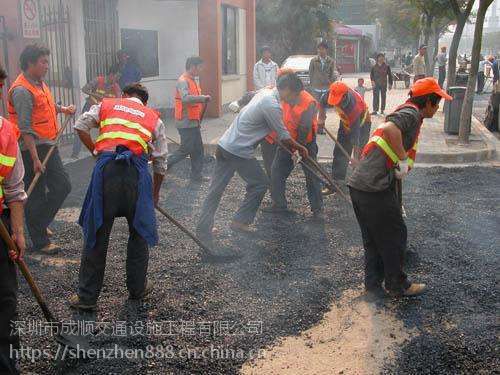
[118,0,199,109]
[221,8,247,105]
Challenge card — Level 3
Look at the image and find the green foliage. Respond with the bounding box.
[256,0,338,63]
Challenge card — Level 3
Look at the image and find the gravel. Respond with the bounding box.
[16,157,499,374]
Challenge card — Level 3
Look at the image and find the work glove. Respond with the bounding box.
[229,101,240,113]
[395,158,409,179]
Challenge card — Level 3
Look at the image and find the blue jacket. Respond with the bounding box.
[79,147,158,251]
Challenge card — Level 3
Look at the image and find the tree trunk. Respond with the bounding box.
[458,0,491,143]
[423,14,434,76]
[430,26,441,76]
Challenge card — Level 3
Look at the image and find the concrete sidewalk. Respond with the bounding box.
[61,74,498,166]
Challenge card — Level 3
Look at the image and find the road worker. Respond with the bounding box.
[348,77,452,298]
[167,56,211,183]
[321,81,371,195]
[262,70,323,219]
[69,83,168,310]
[7,44,75,254]
[0,64,27,375]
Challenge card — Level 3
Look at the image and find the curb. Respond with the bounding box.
[416,116,497,164]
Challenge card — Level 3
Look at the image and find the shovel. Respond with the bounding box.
[0,220,87,350]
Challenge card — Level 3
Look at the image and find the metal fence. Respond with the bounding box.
[40,1,76,142]
[83,0,119,81]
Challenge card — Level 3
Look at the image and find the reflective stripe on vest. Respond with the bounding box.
[96,131,148,152]
[100,118,152,138]
[0,118,19,213]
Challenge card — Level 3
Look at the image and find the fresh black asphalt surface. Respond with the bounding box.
[16,157,499,374]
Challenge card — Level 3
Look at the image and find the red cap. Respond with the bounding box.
[327,82,349,106]
[410,77,452,100]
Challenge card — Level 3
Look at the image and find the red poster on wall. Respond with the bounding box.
[336,39,357,73]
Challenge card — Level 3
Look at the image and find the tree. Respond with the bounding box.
[447,0,475,88]
[458,0,494,143]
[409,0,454,76]
[256,0,338,63]
[369,0,422,49]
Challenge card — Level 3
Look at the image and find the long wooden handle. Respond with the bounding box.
[0,220,56,322]
[26,115,72,197]
[155,205,213,257]
[323,126,358,165]
[165,135,180,146]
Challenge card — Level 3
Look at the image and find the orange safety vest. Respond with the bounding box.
[174,73,203,121]
[94,98,159,156]
[0,118,20,214]
[362,102,422,170]
[7,73,59,140]
[89,76,119,105]
[266,91,318,145]
[336,88,369,130]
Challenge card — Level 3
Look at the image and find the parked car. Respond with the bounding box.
[281,54,341,89]
[281,55,315,88]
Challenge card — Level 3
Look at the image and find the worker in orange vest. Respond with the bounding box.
[348,78,452,298]
[69,83,168,311]
[262,71,323,219]
[0,64,27,375]
[7,44,75,255]
[71,64,121,158]
[321,81,372,196]
[167,56,211,183]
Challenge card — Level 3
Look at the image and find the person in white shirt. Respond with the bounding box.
[253,46,278,90]
[477,55,491,94]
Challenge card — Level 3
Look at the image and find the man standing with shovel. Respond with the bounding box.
[0,65,27,375]
[167,56,211,183]
[7,44,75,254]
[69,83,168,310]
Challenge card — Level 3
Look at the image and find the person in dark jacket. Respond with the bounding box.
[370,53,393,115]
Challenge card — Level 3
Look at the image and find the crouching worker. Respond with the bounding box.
[348,78,452,298]
[322,82,372,195]
[69,83,168,310]
[263,71,323,219]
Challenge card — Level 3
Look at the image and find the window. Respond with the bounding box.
[222,6,238,75]
[121,29,159,78]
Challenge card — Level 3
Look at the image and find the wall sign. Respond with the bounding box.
[21,0,41,39]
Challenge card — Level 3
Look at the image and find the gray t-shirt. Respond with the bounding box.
[348,106,422,192]
[218,88,291,159]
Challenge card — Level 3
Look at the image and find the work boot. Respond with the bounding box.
[321,187,335,196]
[129,280,154,301]
[389,283,427,298]
[69,294,97,311]
[229,221,254,233]
[37,243,61,255]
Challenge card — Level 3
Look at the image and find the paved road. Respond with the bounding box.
[16,157,499,374]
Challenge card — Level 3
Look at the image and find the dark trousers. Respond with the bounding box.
[167,127,204,179]
[331,121,368,182]
[438,65,446,88]
[0,214,19,375]
[260,140,277,178]
[271,141,323,212]
[372,84,387,112]
[78,160,149,304]
[22,145,71,249]
[196,146,269,235]
[477,73,485,93]
[349,186,411,293]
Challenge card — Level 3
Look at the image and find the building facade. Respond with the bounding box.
[0,0,256,118]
